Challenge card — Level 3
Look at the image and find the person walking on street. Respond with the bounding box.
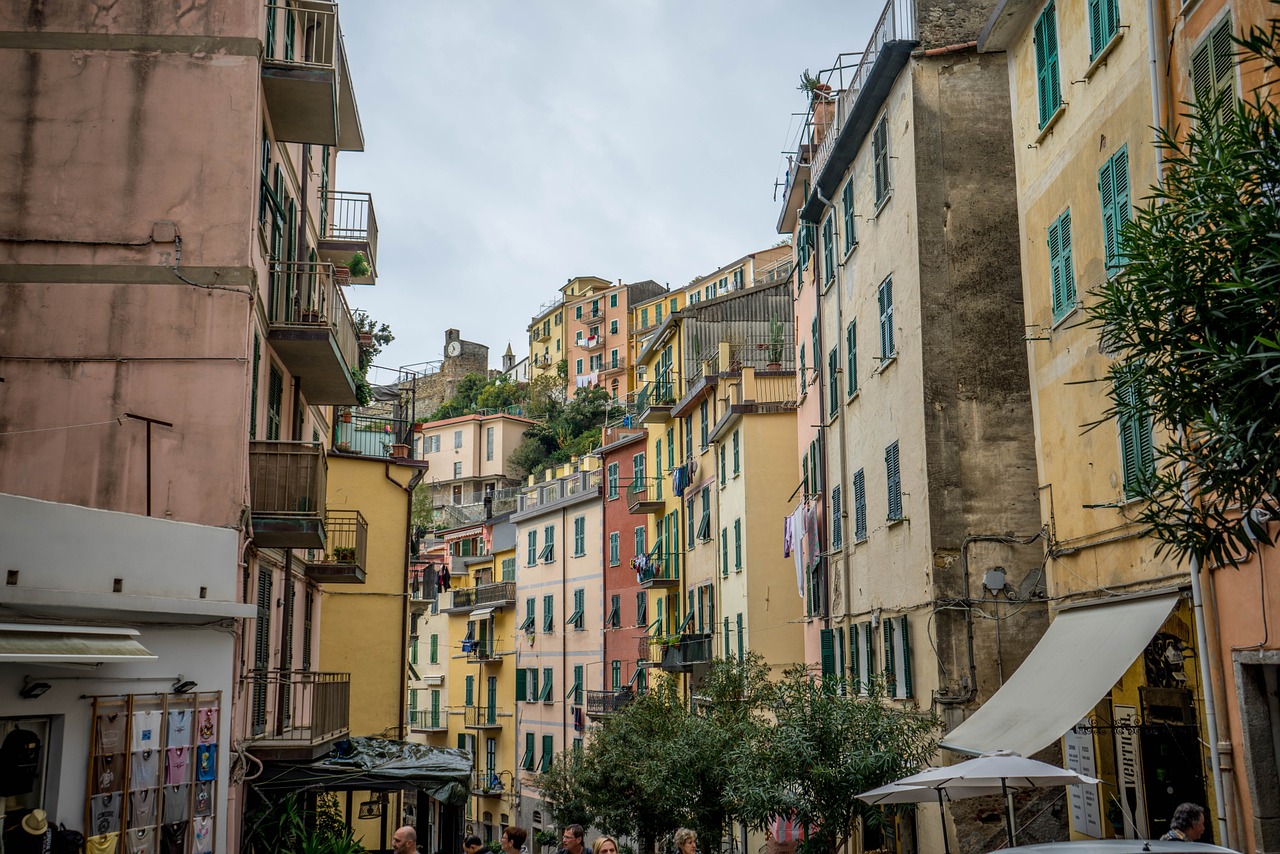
[501,827,528,854]
[593,836,619,854]
[1160,803,1206,841]
[559,825,591,854]
[462,834,484,854]
[392,826,419,854]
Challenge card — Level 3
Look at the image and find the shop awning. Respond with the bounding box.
[940,593,1179,757]
[469,608,494,620]
[0,623,156,663]
[254,736,472,803]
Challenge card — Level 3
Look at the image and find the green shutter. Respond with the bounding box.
[900,615,913,699]
[732,429,740,474]
[249,335,260,439]
[430,634,438,663]
[721,528,729,577]
[846,322,857,396]
[543,595,554,632]
[865,623,875,677]
[1099,147,1130,272]
[736,613,744,660]
[733,519,742,570]
[828,347,840,415]
[542,667,553,702]
[1035,3,1062,128]
[883,619,895,687]
[524,733,535,770]
[515,667,527,701]
[820,628,836,678]
[851,625,861,691]
[1049,209,1076,320]
[542,734,554,772]
[465,675,474,707]
[1191,17,1237,125]
[842,180,856,252]
[724,616,731,658]
[431,689,440,728]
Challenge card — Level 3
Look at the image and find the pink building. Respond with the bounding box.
[564,278,666,400]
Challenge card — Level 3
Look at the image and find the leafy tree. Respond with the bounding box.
[507,386,622,478]
[727,672,942,854]
[1087,16,1280,567]
[350,309,394,407]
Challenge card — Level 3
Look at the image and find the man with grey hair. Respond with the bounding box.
[1160,803,1206,841]
[393,825,419,854]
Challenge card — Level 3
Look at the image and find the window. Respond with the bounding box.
[575,358,583,375]
[733,519,742,571]
[821,216,836,286]
[454,430,463,449]
[541,734,554,771]
[697,487,711,541]
[1099,146,1131,273]
[655,303,664,322]
[873,115,891,205]
[732,429,740,475]
[884,615,914,699]
[424,434,441,453]
[632,452,645,488]
[610,348,619,369]
[610,293,618,308]
[685,415,693,460]
[611,660,622,690]
[841,179,856,252]
[607,595,620,628]
[522,733,534,770]
[523,668,539,703]
[812,317,820,387]
[670,297,678,313]
[666,427,675,470]
[567,588,585,630]
[542,595,554,633]
[831,485,844,549]
[465,674,474,706]
[569,665,583,704]
[1035,2,1063,128]
[1191,16,1237,124]
[431,689,441,727]
[721,528,729,578]
[526,530,537,566]
[1117,371,1154,499]
[886,442,903,521]
[820,628,836,678]
[846,322,857,397]
[828,346,840,416]
[610,320,618,335]
[249,336,260,438]
[853,468,867,542]
[502,557,516,581]
[573,516,586,556]
[486,427,494,462]
[520,597,536,632]
[641,308,649,328]
[699,401,709,449]
[575,305,583,320]
[453,462,462,479]
[430,633,439,664]
[609,532,620,565]
[410,636,419,665]
[1048,209,1076,320]
[851,621,876,695]
[719,444,727,487]
[634,526,646,557]
[1087,0,1120,60]
[540,668,554,703]
[636,591,647,626]
[878,277,895,359]
[736,613,745,660]
[799,343,806,392]
[540,525,555,562]
[686,497,696,549]
[266,365,283,440]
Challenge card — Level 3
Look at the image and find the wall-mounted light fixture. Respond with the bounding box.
[19,680,51,699]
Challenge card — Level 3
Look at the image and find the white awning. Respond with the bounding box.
[0,623,156,663]
[469,608,495,620]
[940,593,1179,757]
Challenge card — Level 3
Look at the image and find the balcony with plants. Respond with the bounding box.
[302,510,367,583]
[265,260,360,405]
[319,191,378,284]
[249,441,328,549]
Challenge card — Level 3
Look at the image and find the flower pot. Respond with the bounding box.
[389,443,411,459]
[333,264,351,286]
[358,332,374,348]
[413,422,425,433]
[341,411,352,424]
[767,362,782,371]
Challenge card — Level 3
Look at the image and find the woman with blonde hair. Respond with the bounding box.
[672,828,697,854]
[592,836,619,854]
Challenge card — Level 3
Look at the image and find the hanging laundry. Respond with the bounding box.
[804,503,820,571]
[790,507,806,599]
[782,515,793,558]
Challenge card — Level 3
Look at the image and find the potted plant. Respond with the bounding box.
[333,547,356,562]
[800,69,836,148]
[340,410,352,424]
[333,263,351,286]
[335,441,351,453]
[767,317,785,370]
[347,251,371,280]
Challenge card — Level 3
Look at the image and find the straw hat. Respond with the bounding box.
[21,809,48,836]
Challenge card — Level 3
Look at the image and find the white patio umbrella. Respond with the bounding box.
[891,751,1102,849]
[858,778,1007,854]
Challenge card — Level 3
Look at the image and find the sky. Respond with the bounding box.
[336,1,875,374]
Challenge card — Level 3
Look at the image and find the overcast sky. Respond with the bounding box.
[337,2,874,374]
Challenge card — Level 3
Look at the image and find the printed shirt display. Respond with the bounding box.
[130,750,159,790]
[87,832,120,854]
[194,744,216,782]
[196,707,217,745]
[94,753,125,794]
[131,711,160,752]
[166,711,192,747]
[90,791,122,835]
[193,781,213,816]
[161,822,187,854]
[125,826,157,854]
[192,816,213,854]
[161,785,189,824]
[130,788,159,828]
[165,747,190,785]
[97,713,127,753]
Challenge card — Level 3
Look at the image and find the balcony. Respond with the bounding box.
[471,770,511,797]
[532,325,552,343]
[334,412,415,458]
[266,261,360,405]
[626,478,664,515]
[250,441,327,549]
[463,637,504,664]
[302,510,367,583]
[245,670,350,761]
[637,377,676,423]
[261,1,364,150]
[318,191,378,283]
[581,335,603,351]
[409,568,438,610]
[586,688,634,717]
[408,709,447,733]
[444,581,517,614]
[464,705,503,729]
[634,551,680,589]
[649,633,713,675]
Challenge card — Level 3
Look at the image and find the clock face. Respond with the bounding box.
[447,341,461,357]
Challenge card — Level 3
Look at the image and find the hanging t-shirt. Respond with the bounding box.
[93,753,125,794]
[161,785,189,824]
[165,711,192,748]
[192,816,213,854]
[130,788,159,828]
[193,781,213,817]
[97,713,127,753]
[90,792,122,835]
[194,744,216,782]
[86,832,120,854]
[130,750,159,790]
[196,707,217,745]
[131,711,160,752]
[124,826,156,854]
[160,822,186,854]
[164,747,190,785]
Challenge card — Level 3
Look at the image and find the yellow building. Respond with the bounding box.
[528,297,567,381]
[317,450,426,848]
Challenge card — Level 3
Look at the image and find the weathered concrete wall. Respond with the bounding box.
[915,0,1002,48]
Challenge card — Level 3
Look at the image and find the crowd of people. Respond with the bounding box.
[391,823,698,854]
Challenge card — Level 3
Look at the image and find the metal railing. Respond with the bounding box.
[263,1,337,69]
[334,413,413,457]
[409,569,438,604]
[633,550,680,586]
[472,770,509,794]
[625,477,662,512]
[586,688,634,716]
[636,375,677,413]
[464,637,504,662]
[313,510,367,566]
[450,581,516,611]
[516,470,602,513]
[248,669,350,743]
[581,335,604,350]
[465,705,502,727]
[810,0,917,181]
[267,260,359,368]
[249,441,327,516]
[320,190,378,268]
[648,633,714,671]
[753,256,796,288]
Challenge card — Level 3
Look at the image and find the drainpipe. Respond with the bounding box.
[1145,0,1167,175]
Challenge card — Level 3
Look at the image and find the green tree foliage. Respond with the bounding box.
[508,386,622,479]
[427,374,531,422]
[727,672,941,854]
[1087,15,1280,567]
[351,310,394,407]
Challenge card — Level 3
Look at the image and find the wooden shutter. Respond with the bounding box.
[831,485,843,549]
[850,623,861,691]
[846,322,857,395]
[853,468,867,541]
[542,735,554,771]
[1088,0,1105,57]
[465,675,474,707]
[515,667,527,702]
[828,347,840,415]
[900,615,913,698]
[842,180,856,251]
[886,442,902,520]
[865,623,876,677]
[1035,3,1061,127]
[721,528,729,577]
[883,619,896,689]
[820,628,836,678]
